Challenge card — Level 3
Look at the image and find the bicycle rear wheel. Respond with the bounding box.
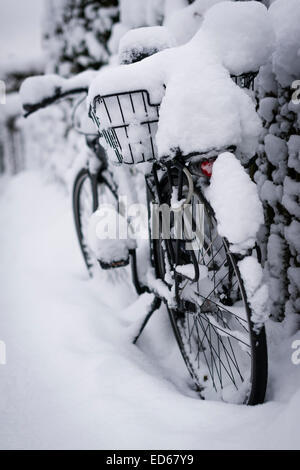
[152,174,268,405]
[72,168,117,276]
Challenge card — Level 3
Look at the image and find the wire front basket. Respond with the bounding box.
[89,72,257,166]
[90,90,160,165]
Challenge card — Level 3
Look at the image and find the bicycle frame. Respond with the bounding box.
[128,158,205,302]
[125,156,213,343]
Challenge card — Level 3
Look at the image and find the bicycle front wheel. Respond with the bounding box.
[72,168,117,276]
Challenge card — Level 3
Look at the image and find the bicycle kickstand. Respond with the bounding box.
[133,296,162,345]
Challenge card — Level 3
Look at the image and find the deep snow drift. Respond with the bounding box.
[0,171,299,450]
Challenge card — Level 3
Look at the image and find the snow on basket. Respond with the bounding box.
[89,90,160,165]
[119,26,176,65]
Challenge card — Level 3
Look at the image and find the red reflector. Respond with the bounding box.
[200,160,215,178]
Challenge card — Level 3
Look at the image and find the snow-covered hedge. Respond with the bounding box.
[255,0,300,322]
[43,0,119,76]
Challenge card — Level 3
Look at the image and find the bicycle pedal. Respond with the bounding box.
[98,258,129,270]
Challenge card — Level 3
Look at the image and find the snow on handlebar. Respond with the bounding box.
[20,70,98,117]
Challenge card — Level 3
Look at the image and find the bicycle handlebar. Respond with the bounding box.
[23,87,88,118]
[21,70,98,118]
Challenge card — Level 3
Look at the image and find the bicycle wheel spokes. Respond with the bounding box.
[172,192,253,402]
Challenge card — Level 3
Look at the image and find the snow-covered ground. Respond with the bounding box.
[0,170,299,450]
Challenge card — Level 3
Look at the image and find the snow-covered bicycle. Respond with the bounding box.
[86,84,269,405]
[21,1,273,406]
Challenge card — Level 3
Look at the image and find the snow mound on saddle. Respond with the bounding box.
[206,152,264,253]
[155,35,263,159]
[201,0,275,76]
[119,26,176,64]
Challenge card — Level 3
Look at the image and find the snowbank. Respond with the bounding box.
[0,170,299,450]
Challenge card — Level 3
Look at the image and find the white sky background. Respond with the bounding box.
[0,0,45,60]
